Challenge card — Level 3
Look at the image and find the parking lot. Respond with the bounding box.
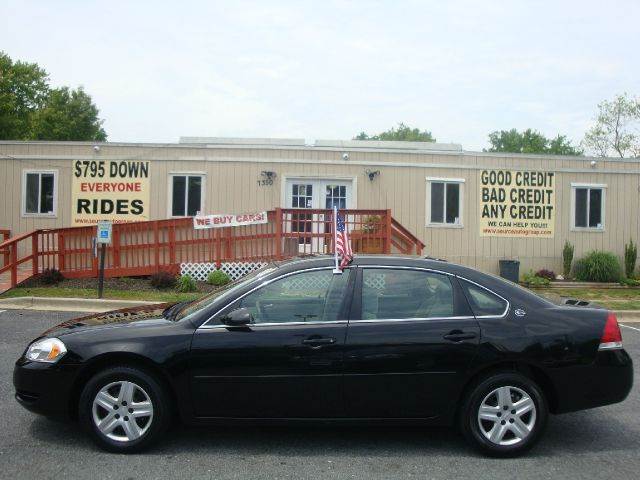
[1,309,639,480]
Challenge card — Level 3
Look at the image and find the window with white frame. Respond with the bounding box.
[572,183,605,230]
[427,178,464,226]
[170,174,204,217]
[22,170,57,216]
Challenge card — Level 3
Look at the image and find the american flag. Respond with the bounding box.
[335,212,353,269]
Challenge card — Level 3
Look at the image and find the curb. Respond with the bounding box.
[0,296,162,313]
[614,310,640,323]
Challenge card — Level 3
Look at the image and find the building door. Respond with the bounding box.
[284,179,353,253]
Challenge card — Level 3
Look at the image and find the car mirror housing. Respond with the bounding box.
[221,307,253,326]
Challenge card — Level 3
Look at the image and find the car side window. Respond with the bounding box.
[361,269,454,320]
[460,280,508,317]
[233,269,350,324]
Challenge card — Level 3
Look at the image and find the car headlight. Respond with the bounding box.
[25,338,67,363]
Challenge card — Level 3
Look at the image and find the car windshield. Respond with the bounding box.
[175,264,278,320]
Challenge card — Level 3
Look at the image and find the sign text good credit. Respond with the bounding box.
[193,212,268,229]
[71,160,150,225]
[479,169,555,238]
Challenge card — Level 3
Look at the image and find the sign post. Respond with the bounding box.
[96,221,112,299]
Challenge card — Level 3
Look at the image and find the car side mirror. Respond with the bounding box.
[222,307,253,326]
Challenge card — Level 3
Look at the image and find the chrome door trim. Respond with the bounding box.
[358,264,510,320]
[199,320,349,330]
[348,316,476,324]
[358,264,455,276]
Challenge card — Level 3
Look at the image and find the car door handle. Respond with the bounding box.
[302,337,336,348]
[443,332,477,342]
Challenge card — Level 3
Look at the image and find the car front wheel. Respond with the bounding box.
[460,372,548,457]
[79,366,170,452]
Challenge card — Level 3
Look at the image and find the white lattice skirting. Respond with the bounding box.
[180,262,269,281]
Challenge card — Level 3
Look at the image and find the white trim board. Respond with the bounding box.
[6,154,640,175]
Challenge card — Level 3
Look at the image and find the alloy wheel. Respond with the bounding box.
[92,380,154,442]
[477,385,537,446]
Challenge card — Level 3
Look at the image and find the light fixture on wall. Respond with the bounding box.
[365,169,380,181]
[261,171,276,180]
[590,160,597,169]
[93,145,101,153]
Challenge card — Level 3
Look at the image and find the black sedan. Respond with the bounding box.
[14,255,633,456]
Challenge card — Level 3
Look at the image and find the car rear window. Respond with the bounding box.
[460,279,508,317]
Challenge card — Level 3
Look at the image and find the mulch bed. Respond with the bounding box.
[20,274,220,293]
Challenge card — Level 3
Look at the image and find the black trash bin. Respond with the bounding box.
[499,259,520,283]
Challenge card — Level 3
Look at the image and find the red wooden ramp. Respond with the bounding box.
[0,209,425,290]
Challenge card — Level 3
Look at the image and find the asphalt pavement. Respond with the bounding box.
[1,308,639,480]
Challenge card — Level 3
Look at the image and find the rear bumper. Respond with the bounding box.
[552,349,633,414]
[13,358,81,418]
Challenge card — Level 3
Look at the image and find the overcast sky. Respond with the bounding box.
[2,0,638,151]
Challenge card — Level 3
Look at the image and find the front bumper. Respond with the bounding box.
[13,357,82,418]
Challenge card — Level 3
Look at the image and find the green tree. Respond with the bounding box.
[355,122,435,142]
[486,128,582,155]
[31,87,107,141]
[582,93,640,158]
[0,51,106,141]
[0,51,49,139]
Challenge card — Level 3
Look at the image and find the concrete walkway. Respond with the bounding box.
[0,296,162,313]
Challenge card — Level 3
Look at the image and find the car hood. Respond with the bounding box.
[41,302,175,338]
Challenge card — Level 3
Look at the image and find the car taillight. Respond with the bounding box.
[599,312,623,351]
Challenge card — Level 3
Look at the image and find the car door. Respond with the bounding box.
[189,267,354,418]
[343,266,480,418]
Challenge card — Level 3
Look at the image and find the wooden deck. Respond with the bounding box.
[0,209,425,291]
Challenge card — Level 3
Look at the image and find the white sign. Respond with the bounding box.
[193,212,268,230]
[96,221,112,244]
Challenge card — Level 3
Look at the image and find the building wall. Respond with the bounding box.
[1,140,639,275]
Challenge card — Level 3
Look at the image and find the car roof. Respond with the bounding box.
[274,254,476,277]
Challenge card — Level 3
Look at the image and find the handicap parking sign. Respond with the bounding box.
[96,221,112,244]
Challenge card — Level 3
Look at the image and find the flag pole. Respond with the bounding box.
[332,205,341,274]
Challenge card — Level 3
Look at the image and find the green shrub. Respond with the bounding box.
[40,268,64,285]
[620,277,640,287]
[562,241,574,277]
[624,239,637,278]
[572,258,587,281]
[522,270,550,287]
[573,251,622,282]
[150,271,176,289]
[207,269,231,286]
[176,274,197,293]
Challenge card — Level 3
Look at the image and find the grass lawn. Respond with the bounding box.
[0,286,202,303]
[533,287,640,310]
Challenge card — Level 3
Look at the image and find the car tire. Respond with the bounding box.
[459,371,548,457]
[78,365,171,453]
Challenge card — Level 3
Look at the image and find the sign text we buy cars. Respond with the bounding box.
[479,169,555,238]
[71,160,150,225]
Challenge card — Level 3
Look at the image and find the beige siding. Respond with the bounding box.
[1,141,639,275]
